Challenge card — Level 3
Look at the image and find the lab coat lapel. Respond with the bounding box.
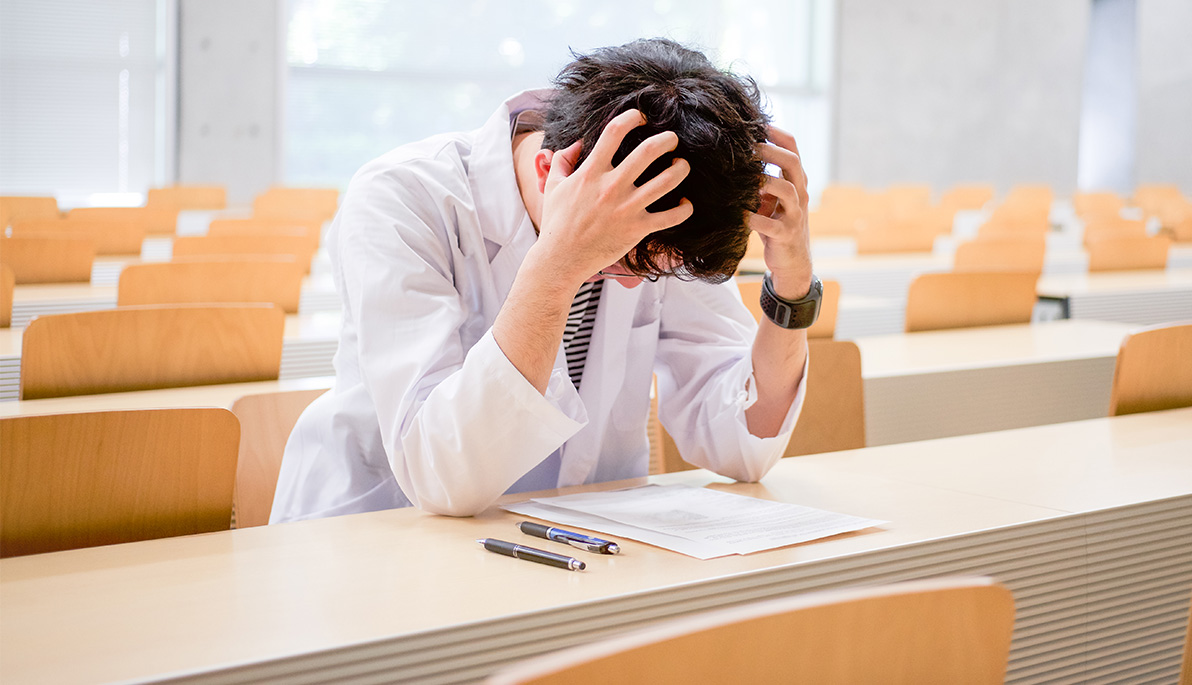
[557,281,637,485]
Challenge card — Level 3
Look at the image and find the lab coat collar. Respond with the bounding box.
[468,89,554,250]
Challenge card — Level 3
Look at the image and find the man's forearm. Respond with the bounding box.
[744,269,811,438]
[491,248,586,394]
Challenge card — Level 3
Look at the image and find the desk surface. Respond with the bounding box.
[854,318,1133,376]
[0,312,341,359]
[1037,268,1192,297]
[2,408,1189,684]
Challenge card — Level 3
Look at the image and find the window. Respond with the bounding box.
[285,0,834,199]
[0,0,173,206]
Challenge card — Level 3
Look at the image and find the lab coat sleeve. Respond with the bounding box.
[653,277,807,482]
[336,158,587,516]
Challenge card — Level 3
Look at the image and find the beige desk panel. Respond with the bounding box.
[2,410,1190,684]
[0,375,334,418]
[1037,268,1192,326]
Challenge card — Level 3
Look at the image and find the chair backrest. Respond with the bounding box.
[146,185,227,210]
[654,338,863,473]
[880,184,932,219]
[207,217,322,250]
[854,221,938,254]
[117,257,305,313]
[66,206,178,234]
[1108,323,1192,416]
[172,234,315,273]
[938,184,994,212]
[1004,184,1053,212]
[0,264,14,328]
[19,303,285,400]
[905,271,1038,333]
[230,387,328,527]
[978,210,1050,238]
[487,576,1015,685]
[10,218,145,255]
[808,210,859,237]
[737,277,840,339]
[0,407,240,557]
[0,235,95,284]
[953,237,1045,274]
[252,187,339,222]
[1073,191,1124,220]
[785,339,866,456]
[1087,235,1171,271]
[0,195,60,227]
[1082,217,1147,246]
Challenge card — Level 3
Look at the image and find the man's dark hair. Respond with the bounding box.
[542,38,770,283]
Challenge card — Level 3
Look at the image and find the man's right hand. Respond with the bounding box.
[530,108,693,287]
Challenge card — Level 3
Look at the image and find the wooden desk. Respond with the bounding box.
[0,375,334,418]
[1,409,1189,684]
[0,313,340,401]
[1037,268,1192,325]
[855,319,1134,446]
[9,272,341,328]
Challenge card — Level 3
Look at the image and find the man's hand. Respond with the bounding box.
[530,109,693,287]
[751,126,813,300]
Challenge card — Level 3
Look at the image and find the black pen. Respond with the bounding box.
[477,538,586,571]
[517,521,621,554]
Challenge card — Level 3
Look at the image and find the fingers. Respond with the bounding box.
[586,109,647,170]
[545,140,583,193]
[617,129,680,182]
[646,198,694,232]
[758,142,808,207]
[758,173,801,217]
[634,157,690,208]
[767,125,801,158]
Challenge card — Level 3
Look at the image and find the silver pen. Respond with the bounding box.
[517,521,621,554]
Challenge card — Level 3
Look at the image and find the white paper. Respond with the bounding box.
[501,484,886,559]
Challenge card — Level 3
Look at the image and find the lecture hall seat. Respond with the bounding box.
[953,237,1045,274]
[1108,323,1192,417]
[19,303,285,400]
[117,257,306,313]
[0,407,240,557]
[487,576,1016,685]
[9,218,146,255]
[904,271,1038,333]
[0,234,95,284]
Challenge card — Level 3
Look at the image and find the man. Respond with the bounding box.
[271,39,817,521]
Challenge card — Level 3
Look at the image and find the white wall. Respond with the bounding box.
[1136,0,1192,195]
[177,0,280,204]
[833,0,1089,197]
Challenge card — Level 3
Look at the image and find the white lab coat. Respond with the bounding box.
[270,90,805,521]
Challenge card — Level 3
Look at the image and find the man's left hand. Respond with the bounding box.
[751,126,813,300]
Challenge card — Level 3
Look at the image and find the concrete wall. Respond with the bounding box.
[833,0,1089,198]
[177,0,280,204]
[1136,0,1192,195]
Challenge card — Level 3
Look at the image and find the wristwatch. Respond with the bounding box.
[759,273,822,329]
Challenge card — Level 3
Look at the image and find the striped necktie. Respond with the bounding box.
[563,280,603,390]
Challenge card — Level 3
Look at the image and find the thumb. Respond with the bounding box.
[545,140,584,192]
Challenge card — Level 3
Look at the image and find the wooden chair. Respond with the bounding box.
[817,184,871,212]
[67,206,178,234]
[808,210,859,237]
[1073,191,1124,221]
[737,277,840,339]
[655,338,862,473]
[1087,235,1171,271]
[854,221,938,254]
[0,195,60,228]
[117,257,305,313]
[1108,323,1192,416]
[785,339,866,456]
[19,303,285,400]
[10,218,145,255]
[1003,184,1053,212]
[904,271,1038,333]
[172,234,315,273]
[880,184,932,219]
[0,235,94,284]
[938,184,994,212]
[953,237,1045,274]
[487,576,1015,685]
[1170,215,1192,243]
[0,407,240,557]
[1082,217,1148,246]
[231,387,328,528]
[979,207,1050,238]
[252,187,339,222]
[0,264,13,328]
[146,185,227,210]
[208,217,322,250]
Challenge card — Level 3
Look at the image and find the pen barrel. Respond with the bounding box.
[516,521,552,539]
[480,538,585,571]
